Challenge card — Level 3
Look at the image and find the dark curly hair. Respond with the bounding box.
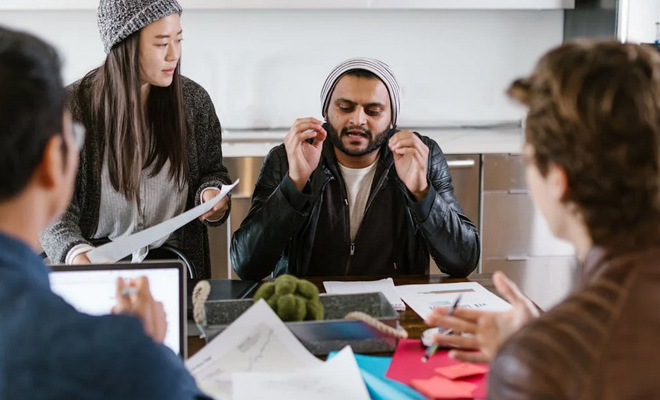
[508,40,660,251]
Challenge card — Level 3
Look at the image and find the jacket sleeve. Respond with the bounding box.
[488,326,569,400]
[230,145,315,281]
[39,83,92,263]
[401,136,480,277]
[190,84,232,227]
[39,180,92,264]
[63,309,213,400]
[487,349,558,400]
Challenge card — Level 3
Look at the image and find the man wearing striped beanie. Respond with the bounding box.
[232,57,480,280]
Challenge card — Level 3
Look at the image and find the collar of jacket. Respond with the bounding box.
[582,244,660,286]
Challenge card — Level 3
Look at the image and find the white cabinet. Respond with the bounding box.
[480,154,579,310]
[0,0,575,10]
[481,257,579,310]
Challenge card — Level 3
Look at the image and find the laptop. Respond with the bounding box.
[49,261,186,358]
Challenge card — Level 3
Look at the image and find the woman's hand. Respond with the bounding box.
[199,188,229,221]
[71,253,91,264]
[425,271,540,363]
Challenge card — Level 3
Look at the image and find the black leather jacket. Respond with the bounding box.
[231,133,480,280]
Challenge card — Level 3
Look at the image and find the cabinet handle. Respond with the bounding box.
[446,160,476,169]
[508,189,529,195]
[507,255,529,261]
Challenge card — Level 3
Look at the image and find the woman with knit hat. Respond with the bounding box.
[40,0,231,279]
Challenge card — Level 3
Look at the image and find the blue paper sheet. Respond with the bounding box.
[328,352,429,400]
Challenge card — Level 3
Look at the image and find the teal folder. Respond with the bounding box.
[328,352,429,400]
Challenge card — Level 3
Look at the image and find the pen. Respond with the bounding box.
[121,287,138,297]
[421,294,462,362]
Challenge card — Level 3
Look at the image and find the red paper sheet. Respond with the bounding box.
[385,339,488,399]
[412,376,477,399]
[435,362,489,380]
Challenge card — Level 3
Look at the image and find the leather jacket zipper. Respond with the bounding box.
[344,163,392,275]
[343,195,352,275]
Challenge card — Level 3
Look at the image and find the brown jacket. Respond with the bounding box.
[489,246,660,400]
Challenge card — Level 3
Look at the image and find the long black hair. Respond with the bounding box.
[81,31,189,202]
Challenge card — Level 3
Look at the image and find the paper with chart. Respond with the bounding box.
[233,346,370,400]
[87,180,239,263]
[396,282,511,320]
[185,299,321,400]
[324,278,405,311]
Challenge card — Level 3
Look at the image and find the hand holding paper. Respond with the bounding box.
[199,188,230,221]
[87,180,239,264]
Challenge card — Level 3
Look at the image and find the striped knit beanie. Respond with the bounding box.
[321,57,400,126]
[98,0,183,54]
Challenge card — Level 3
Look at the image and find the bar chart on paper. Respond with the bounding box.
[396,282,511,320]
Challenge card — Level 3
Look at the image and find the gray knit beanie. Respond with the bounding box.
[98,0,183,54]
[320,57,401,126]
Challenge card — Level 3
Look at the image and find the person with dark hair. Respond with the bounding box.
[426,40,660,399]
[231,57,480,280]
[0,26,211,399]
[39,0,231,279]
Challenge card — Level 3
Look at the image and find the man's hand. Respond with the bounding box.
[424,271,539,363]
[285,118,327,192]
[112,276,167,344]
[388,130,430,201]
[199,189,229,221]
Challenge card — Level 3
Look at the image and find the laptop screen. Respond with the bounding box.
[49,261,185,357]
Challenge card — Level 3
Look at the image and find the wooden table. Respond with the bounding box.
[187,273,495,358]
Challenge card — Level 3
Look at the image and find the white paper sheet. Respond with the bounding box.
[324,278,405,311]
[87,180,239,263]
[185,299,321,400]
[233,346,370,400]
[396,282,512,320]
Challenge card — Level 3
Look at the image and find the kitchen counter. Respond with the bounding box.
[221,127,524,157]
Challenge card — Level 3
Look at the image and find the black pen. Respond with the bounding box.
[422,294,462,362]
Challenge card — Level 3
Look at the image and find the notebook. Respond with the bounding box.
[49,261,186,357]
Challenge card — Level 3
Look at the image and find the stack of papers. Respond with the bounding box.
[185,300,370,400]
[324,278,406,311]
[396,282,511,320]
[234,346,370,400]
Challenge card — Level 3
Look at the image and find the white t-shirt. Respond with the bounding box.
[338,159,379,242]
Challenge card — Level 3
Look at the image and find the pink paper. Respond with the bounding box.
[411,376,477,399]
[386,339,488,399]
[435,362,489,380]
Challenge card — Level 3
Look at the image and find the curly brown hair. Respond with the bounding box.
[508,40,660,250]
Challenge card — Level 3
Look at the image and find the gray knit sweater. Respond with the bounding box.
[40,75,231,279]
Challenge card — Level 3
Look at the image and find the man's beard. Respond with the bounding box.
[327,123,391,157]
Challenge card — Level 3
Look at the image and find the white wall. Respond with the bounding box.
[0,9,563,129]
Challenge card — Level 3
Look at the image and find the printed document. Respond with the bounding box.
[396,282,511,320]
[233,346,370,400]
[185,299,321,399]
